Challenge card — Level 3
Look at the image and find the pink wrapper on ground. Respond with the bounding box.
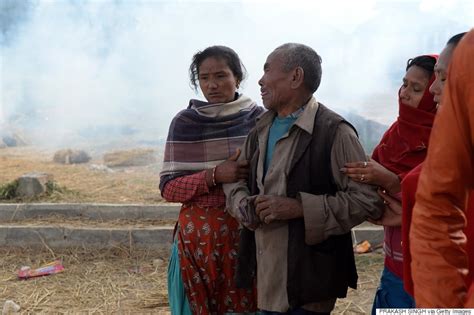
[17,260,65,279]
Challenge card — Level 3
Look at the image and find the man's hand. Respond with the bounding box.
[238,196,261,230]
[254,195,303,224]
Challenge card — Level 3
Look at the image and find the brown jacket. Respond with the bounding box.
[410,29,474,307]
[224,98,383,312]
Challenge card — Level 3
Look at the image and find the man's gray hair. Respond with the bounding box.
[275,43,322,93]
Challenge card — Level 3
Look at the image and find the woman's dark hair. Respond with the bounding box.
[189,45,246,91]
[447,32,467,47]
[406,55,436,77]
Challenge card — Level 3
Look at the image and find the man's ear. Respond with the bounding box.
[291,67,305,89]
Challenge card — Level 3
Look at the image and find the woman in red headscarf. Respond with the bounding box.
[341,54,437,312]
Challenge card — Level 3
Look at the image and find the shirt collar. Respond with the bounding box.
[294,96,318,134]
[256,96,319,135]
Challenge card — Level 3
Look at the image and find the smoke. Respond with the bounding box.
[0,0,472,147]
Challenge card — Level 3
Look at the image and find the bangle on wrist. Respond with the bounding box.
[212,166,217,186]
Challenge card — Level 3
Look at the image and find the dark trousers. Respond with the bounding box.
[261,309,330,315]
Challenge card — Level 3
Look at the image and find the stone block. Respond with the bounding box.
[132,227,173,246]
[15,172,53,198]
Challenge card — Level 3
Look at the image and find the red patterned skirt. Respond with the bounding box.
[176,203,257,315]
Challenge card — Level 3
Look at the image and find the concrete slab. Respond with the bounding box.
[0,203,180,221]
[132,228,173,245]
[0,225,174,249]
[352,225,384,246]
[0,203,384,250]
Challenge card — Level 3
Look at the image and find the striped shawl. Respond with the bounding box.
[159,94,263,191]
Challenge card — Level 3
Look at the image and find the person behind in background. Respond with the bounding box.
[410,29,474,307]
[160,45,263,315]
[224,43,383,315]
[341,54,437,312]
[390,32,467,300]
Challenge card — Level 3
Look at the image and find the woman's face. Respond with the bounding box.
[198,57,238,104]
[399,65,430,108]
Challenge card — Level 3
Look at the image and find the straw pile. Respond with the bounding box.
[0,246,171,314]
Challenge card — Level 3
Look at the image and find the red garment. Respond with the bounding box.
[177,203,257,314]
[371,57,437,278]
[161,171,225,208]
[162,173,257,314]
[382,193,403,278]
[372,84,437,179]
[401,164,423,296]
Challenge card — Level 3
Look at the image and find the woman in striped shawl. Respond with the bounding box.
[160,46,263,315]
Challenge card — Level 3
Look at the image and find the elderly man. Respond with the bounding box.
[224,43,383,314]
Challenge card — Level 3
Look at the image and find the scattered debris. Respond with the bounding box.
[153,258,165,268]
[354,240,372,254]
[103,148,156,168]
[88,164,115,173]
[53,149,91,164]
[2,300,20,314]
[17,260,65,280]
[1,247,171,312]
[128,265,154,274]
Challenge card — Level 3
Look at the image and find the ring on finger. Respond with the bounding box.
[363,161,368,168]
[360,174,365,181]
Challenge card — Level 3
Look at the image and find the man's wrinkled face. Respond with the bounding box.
[258,50,293,111]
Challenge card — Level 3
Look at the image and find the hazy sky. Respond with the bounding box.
[0,0,472,146]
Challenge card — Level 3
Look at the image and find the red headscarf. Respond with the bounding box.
[371,55,438,180]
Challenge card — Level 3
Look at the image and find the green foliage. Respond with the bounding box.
[0,180,19,200]
[0,179,81,203]
[46,180,65,194]
[44,180,81,202]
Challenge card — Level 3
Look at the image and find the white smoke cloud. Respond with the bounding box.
[0,0,471,147]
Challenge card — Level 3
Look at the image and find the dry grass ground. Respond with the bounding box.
[334,252,383,314]
[0,147,164,204]
[0,247,383,314]
[0,247,170,314]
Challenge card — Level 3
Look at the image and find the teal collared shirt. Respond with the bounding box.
[264,106,305,176]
